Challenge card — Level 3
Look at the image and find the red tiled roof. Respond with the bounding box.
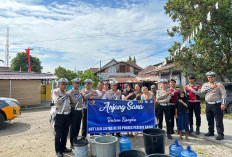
[89,68,99,73]
[136,74,158,82]
[110,76,142,83]
[0,71,57,80]
[121,61,143,70]
[145,63,174,74]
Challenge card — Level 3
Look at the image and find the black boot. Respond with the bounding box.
[204,132,214,137]
[189,125,193,134]
[167,134,173,139]
[216,134,224,140]
[195,126,200,135]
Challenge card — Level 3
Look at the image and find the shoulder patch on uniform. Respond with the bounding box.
[54,91,58,95]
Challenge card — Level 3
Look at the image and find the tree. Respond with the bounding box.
[81,69,99,88]
[54,66,99,88]
[164,0,232,81]
[132,56,136,63]
[127,56,132,62]
[10,52,43,72]
[54,66,79,85]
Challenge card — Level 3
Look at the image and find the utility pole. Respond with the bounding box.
[5,27,9,67]
[100,60,102,70]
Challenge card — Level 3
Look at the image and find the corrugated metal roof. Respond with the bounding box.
[0,71,57,80]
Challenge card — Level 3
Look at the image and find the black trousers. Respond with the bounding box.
[82,108,87,138]
[70,109,82,146]
[170,105,176,130]
[206,103,224,135]
[54,114,71,153]
[157,105,171,134]
[188,102,201,127]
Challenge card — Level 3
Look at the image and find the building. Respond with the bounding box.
[137,61,187,87]
[0,68,57,106]
[95,59,143,81]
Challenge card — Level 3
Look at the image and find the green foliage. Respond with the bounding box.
[10,52,43,72]
[164,0,232,81]
[127,56,132,62]
[127,56,136,63]
[132,56,136,62]
[81,69,99,88]
[54,66,99,88]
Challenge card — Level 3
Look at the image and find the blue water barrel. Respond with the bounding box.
[181,145,197,157]
[119,135,131,152]
[169,139,183,157]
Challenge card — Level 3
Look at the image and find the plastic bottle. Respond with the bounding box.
[119,134,131,152]
[181,145,197,157]
[169,139,183,157]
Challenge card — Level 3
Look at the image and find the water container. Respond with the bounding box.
[142,128,166,155]
[119,150,146,157]
[73,138,88,157]
[89,135,101,156]
[119,135,131,152]
[181,145,197,157]
[148,154,173,157]
[94,135,118,157]
[169,139,183,157]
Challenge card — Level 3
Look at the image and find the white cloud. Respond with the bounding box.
[0,0,176,73]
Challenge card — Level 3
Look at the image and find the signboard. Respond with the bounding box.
[87,99,155,133]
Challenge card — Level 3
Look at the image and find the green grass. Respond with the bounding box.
[201,104,232,119]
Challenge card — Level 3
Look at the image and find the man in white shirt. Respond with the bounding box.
[96,81,107,99]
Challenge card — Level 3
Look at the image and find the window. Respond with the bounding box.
[119,65,126,73]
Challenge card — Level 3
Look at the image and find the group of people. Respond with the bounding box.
[52,71,227,157]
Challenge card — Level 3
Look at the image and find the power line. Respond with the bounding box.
[100,41,175,62]
[137,49,168,62]
[12,26,173,44]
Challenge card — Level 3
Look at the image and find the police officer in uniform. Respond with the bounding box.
[106,80,122,137]
[68,78,83,149]
[184,75,201,135]
[81,79,100,139]
[53,78,72,157]
[156,79,173,139]
[201,71,226,140]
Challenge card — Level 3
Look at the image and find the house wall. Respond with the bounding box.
[0,80,41,106]
[97,63,138,80]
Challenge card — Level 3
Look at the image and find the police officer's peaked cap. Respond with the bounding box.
[160,79,168,84]
[84,79,92,84]
[71,78,81,83]
[151,85,156,89]
[58,78,68,84]
[110,80,118,86]
[188,75,195,79]
[206,71,216,77]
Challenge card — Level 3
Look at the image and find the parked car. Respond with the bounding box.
[223,83,232,113]
[0,97,21,128]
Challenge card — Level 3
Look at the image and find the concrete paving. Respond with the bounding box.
[189,114,232,148]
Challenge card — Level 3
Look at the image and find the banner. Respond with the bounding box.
[26,48,31,73]
[87,99,155,134]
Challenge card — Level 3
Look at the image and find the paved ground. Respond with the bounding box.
[188,114,232,148]
[0,108,232,157]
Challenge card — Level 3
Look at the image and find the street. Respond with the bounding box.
[0,108,232,157]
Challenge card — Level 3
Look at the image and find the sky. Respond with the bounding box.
[0,0,180,73]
